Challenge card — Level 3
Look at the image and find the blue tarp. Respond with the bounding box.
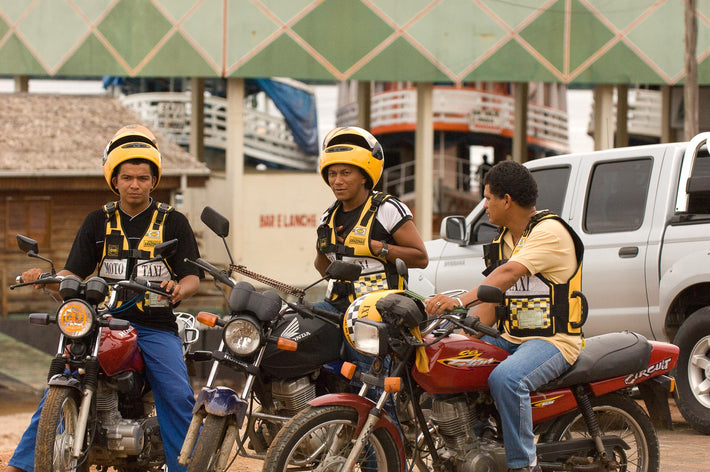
[248,78,318,156]
[103,76,319,157]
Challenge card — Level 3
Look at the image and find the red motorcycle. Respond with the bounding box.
[11,235,199,472]
[263,286,679,472]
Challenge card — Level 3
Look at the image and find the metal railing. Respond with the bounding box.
[381,153,479,202]
[120,92,318,171]
[337,87,570,153]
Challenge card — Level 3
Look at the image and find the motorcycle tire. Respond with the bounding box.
[186,415,229,472]
[35,387,89,472]
[673,307,710,434]
[544,392,660,472]
[263,405,401,472]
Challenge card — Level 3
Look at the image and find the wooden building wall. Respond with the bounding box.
[0,177,217,317]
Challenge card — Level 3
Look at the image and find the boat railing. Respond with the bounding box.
[337,87,569,153]
[120,92,317,170]
[382,153,480,203]
[586,88,662,138]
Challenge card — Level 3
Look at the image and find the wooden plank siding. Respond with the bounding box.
[0,179,220,317]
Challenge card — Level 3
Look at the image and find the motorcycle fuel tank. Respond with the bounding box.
[412,333,509,394]
[98,325,145,376]
[262,312,342,378]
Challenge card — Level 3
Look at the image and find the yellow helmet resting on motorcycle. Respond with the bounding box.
[103,124,162,195]
[343,289,405,356]
[319,127,384,189]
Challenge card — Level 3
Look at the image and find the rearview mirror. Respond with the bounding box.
[201,206,230,238]
[17,234,39,255]
[325,261,362,281]
[477,285,504,304]
[154,239,178,259]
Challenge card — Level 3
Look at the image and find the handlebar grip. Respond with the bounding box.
[463,316,500,337]
[117,279,170,298]
[302,300,343,324]
[185,258,235,287]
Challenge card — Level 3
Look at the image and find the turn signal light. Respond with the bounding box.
[340,362,357,380]
[196,311,218,327]
[384,377,402,393]
[276,338,298,351]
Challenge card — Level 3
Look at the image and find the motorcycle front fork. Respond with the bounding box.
[340,384,390,471]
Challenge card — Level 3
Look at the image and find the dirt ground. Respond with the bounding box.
[0,389,707,471]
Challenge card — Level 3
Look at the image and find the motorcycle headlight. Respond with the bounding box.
[223,318,262,356]
[351,318,388,357]
[57,300,95,338]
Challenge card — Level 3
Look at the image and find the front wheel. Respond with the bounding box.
[263,405,401,472]
[544,392,660,472]
[35,387,89,472]
[186,415,229,472]
[674,308,710,434]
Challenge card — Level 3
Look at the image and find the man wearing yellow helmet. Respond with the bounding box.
[314,127,428,381]
[6,125,203,472]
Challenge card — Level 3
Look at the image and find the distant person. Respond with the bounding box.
[477,154,493,198]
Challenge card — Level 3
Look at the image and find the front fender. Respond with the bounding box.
[47,374,82,392]
[193,386,248,427]
[309,393,405,467]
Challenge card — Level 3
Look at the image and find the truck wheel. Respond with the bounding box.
[674,308,710,434]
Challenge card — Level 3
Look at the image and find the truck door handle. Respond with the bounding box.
[618,246,639,258]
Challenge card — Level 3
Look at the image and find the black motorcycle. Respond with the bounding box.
[178,207,362,472]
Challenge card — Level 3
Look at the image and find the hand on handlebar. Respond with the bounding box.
[424,294,460,317]
[19,268,51,289]
[158,280,183,304]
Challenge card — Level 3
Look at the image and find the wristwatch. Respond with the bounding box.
[378,241,389,258]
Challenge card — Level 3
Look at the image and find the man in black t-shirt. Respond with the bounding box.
[7,125,202,472]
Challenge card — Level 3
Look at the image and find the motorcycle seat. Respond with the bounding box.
[538,331,652,391]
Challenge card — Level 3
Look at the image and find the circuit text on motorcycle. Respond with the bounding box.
[263,285,679,472]
[10,235,200,472]
[176,206,363,472]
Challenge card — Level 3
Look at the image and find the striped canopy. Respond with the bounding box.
[1,0,709,85]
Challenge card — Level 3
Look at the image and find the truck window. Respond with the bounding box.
[532,166,570,215]
[686,148,710,214]
[584,158,652,233]
[470,166,570,243]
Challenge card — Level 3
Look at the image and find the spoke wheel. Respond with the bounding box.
[263,405,400,472]
[186,415,229,472]
[545,393,659,472]
[35,387,89,472]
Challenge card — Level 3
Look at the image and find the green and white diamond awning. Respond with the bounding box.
[1,0,709,84]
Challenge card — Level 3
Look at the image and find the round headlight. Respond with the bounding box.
[223,318,262,356]
[57,300,95,338]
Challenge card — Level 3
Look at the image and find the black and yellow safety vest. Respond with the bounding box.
[317,192,405,308]
[99,201,174,312]
[483,211,585,337]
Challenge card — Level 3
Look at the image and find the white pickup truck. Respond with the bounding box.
[410,133,710,434]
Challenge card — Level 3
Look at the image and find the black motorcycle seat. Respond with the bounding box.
[538,331,652,391]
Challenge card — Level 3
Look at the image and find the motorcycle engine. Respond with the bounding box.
[97,385,145,456]
[271,376,316,415]
[429,395,507,472]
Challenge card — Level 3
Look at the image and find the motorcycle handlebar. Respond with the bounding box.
[11,272,62,290]
[461,315,500,337]
[185,257,235,288]
[117,278,171,299]
[286,299,342,327]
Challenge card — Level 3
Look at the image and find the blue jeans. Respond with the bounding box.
[482,336,570,469]
[9,324,194,472]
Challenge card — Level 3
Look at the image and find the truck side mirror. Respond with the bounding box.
[440,216,467,245]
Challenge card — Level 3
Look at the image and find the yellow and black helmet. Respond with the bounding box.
[319,127,384,189]
[103,124,162,195]
[343,289,403,350]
